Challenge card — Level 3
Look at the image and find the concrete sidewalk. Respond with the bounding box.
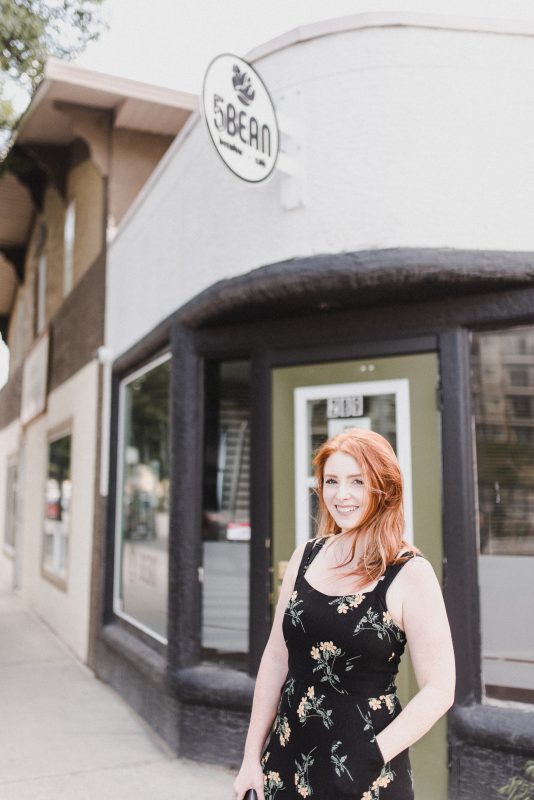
[0,588,237,800]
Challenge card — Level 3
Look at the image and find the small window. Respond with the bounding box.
[115,352,171,642]
[36,252,47,334]
[43,431,72,586]
[63,201,75,295]
[4,455,18,554]
[470,326,534,704]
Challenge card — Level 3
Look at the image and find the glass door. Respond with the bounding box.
[271,352,445,800]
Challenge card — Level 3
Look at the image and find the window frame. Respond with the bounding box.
[63,199,76,296]
[36,251,47,335]
[3,452,18,557]
[113,349,172,645]
[469,323,534,709]
[41,423,73,591]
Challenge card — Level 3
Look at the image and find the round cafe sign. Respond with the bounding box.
[202,53,279,183]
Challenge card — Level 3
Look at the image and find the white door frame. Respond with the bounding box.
[294,379,413,547]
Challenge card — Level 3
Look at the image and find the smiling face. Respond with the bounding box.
[322,450,370,533]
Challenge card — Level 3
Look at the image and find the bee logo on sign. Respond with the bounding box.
[202,53,279,183]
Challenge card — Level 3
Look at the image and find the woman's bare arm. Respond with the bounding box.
[241,541,307,762]
[375,556,456,763]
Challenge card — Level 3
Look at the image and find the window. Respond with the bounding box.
[470,326,534,704]
[4,455,18,554]
[63,201,75,295]
[36,252,47,334]
[202,360,251,670]
[43,432,72,585]
[115,352,170,642]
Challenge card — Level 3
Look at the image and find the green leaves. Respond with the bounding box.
[0,0,106,136]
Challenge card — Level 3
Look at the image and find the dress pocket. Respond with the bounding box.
[366,707,386,770]
[369,733,385,770]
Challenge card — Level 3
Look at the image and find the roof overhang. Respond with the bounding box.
[15,57,197,146]
[0,59,197,326]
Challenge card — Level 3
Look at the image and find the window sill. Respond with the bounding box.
[171,663,256,711]
[100,624,256,711]
[100,623,167,686]
[450,701,534,754]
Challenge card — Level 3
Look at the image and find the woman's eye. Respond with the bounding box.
[325,478,336,485]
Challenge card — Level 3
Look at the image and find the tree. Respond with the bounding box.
[0,0,106,132]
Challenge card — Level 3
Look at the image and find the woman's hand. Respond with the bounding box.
[232,756,265,800]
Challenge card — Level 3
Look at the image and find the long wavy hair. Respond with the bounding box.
[312,427,424,585]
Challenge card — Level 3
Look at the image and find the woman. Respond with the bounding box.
[233,427,456,800]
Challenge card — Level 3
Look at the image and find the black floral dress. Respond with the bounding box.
[261,536,422,800]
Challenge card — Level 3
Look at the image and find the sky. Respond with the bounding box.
[2,0,534,387]
[74,0,534,94]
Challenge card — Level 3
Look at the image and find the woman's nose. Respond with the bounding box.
[335,482,351,499]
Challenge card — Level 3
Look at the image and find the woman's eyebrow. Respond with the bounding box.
[324,473,363,478]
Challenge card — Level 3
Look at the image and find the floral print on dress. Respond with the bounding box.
[294,746,317,798]
[297,685,334,729]
[369,692,397,716]
[274,713,291,747]
[282,675,296,708]
[286,590,306,631]
[361,763,396,800]
[353,605,406,644]
[310,641,349,693]
[328,592,367,614]
[330,740,354,781]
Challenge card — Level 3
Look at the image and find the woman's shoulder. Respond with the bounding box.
[393,549,438,591]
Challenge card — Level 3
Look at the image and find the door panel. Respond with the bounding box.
[272,352,445,800]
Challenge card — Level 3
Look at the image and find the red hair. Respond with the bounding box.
[312,427,424,584]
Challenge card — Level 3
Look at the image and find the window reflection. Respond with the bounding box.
[116,353,170,641]
[471,326,534,703]
[202,360,250,670]
[43,433,71,583]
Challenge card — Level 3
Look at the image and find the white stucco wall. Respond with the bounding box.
[20,360,98,661]
[107,15,534,359]
[0,418,20,588]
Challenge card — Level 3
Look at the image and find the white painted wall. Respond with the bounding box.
[0,418,20,588]
[20,360,98,661]
[107,16,534,359]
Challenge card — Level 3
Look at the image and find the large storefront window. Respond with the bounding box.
[43,431,71,585]
[202,360,250,670]
[471,326,534,703]
[115,352,170,642]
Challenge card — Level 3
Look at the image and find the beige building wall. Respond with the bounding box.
[7,218,41,374]
[19,359,99,661]
[6,157,105,375]
[110,128,173,227]
[0,418,20,589]
[68,159,104,285]
[43,184,66,322]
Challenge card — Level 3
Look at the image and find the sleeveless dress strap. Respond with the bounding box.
[295,537,325,589]
[374,551,422,603]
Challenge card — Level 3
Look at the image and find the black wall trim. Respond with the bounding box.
[176,248,534,328]
[439,329,480,707]
[450,704,534,754]
[167,325,203,670]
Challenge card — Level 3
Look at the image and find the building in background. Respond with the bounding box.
[0,58,195,663]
